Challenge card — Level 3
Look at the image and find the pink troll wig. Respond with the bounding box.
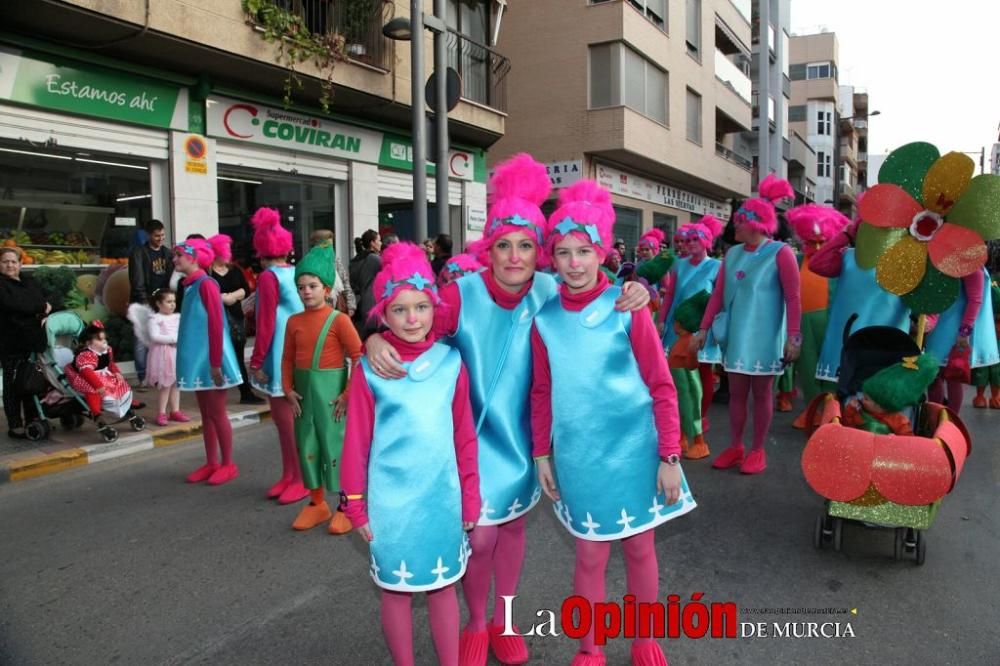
[437,253,483,285]
[733,173,794,236]
[680,214,724,252]
[174,238,214,270]
[672,228,688,258]
[251,207,293,258]
[637,227,666,252]
[469,153,551,266]
[787,204,850,254]
[544,179,615,259]
[369,242,445,321]
[207,234,233,262]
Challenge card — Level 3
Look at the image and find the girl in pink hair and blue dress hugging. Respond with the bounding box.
[531,180,696,666]
[340,242,480,666]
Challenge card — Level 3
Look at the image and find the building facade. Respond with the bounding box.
[788,31,839,210]
[745,0,791,190]
[490,0,753,253]
[0,0,508,270]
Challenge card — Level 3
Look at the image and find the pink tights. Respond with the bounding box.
[194,389,233,465]
[928,376,965,414]
[381,586,459,666]
[573,530,658,655]
[462,516,528,631]
[728,373,774,451]
[268,396,302,484]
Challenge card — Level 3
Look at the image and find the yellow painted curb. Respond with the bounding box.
[9,449,88,481]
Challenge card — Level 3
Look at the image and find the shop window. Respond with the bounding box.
[612,205,642,261]
[653,212,678,242]
[217,169,338,268]
[0,142,154,268]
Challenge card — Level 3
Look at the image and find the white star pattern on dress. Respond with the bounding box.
[649,496,664,516]
[733,359,745,371]
[507,498,523,516]
[531,486,542,504]
[370,556,380,579]
[392,561,414,584]
[581,513,601,536]
[458,541,471,569]
[177,378,186,389]
[770,360,783,372]
[431,557,450,583]
[480,500,496,521]
[192,377,203,389]
[616,508,636,530]
[753,360,764,373]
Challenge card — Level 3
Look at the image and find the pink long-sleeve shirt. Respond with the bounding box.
[181,270,225,368]
[340,332,481,529]
[250,268,282,370]
[698,241,802,337]
[530,273,681,460]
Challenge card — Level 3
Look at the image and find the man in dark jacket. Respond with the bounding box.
[127,220,172,387]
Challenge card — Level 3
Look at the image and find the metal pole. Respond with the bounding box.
[410,0,427,242]
[433,0,449,238]
[757,0,770,188]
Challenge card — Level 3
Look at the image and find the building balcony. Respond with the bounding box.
[715,50,752,105]
[447,30,510,113]
[716,142,752,170]
[839,181,856,202]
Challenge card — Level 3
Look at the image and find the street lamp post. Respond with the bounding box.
[409,0,427,243]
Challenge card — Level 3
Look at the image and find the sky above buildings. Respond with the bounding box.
[791,0,999,167]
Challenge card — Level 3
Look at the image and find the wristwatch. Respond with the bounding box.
[660,454,681,466]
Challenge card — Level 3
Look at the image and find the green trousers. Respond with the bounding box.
[671,367,703,438]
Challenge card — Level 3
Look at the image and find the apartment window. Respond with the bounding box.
[626,0,667,30]
[686,88,702,144]
[446,0,490,105]
[817,151,832,179]
[685,0,701,56]
[816,110,832,136]
[788,105,806,122]
[806,62,832,79]
[589,42,669,125]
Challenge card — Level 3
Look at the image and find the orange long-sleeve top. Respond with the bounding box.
[281,305,363,396]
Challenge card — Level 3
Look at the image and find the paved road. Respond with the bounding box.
[1,401,998,665]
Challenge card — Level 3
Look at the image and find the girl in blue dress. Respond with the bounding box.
[340,243,480,666]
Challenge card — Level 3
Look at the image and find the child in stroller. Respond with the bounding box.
[801,324,971,565]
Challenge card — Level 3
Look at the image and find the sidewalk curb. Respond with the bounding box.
[1,406,270,485]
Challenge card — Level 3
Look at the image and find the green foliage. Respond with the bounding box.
[31,266,76,309]
[241,0,348,111]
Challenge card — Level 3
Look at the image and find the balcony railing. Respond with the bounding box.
[714,50,752,104]
[249,0,393,71]
[716,142,752,170]
[447,29,510,113]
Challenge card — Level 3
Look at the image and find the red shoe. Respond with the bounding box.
[740,449,767,475]
[278,480,309,505]
[489,623,529,665]
[711,445,744,469]
[207,463,239,486]
[776,395,793,412]
[169,411,191,423]
[186,463,218,483]
[684,434,710,460]
[459,627,488,666]
[570,651,606,666]
[155,413,169,427]
[991,397,1000,409]
[631,641,668,666]
[267,477,290,499]
[973,395,987,408]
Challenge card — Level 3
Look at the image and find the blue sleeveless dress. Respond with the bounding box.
[816,249,910,382]
[533,286,696,542]
[361,345,471,592]
[177,275,242,391]
[925,268,999,368]
[718,241,787,375]
[251,265,303,396]
[447,271,557,525]
[661,256,722,363]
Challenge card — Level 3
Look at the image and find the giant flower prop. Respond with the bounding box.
[856,142,1000,313]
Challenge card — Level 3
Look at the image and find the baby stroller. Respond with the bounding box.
[22,311,145,443]
[800,325,971,565]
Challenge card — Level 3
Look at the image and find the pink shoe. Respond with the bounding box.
[169,411,191,423]
[207,463,239,486]
[459,627,488,666]
[267,477,291,499]
[489,623,529,664]
[740,449,767,475]
[155,413,169,427]
[277,480,310,505]
[631,641,668,666]
[711,444,745,470]
[570,651,606,666]
[186,463,219,483]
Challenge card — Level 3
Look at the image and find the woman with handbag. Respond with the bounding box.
[691,175,802,475]
[0,246,50,439]
[924,268,999,413]
[208,235,261,406]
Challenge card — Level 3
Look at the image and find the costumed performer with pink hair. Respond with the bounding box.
[691,175,801,475]
[173,237,244,485]
[532,179,694,666]
[658,215,724,459]
[365,153,650,666]
[247,208,310,506]
[784,204,849,427]
[340,242,480,666]
[437,253,483,286]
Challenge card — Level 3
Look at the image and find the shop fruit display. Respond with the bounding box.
[100,265,131,317]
